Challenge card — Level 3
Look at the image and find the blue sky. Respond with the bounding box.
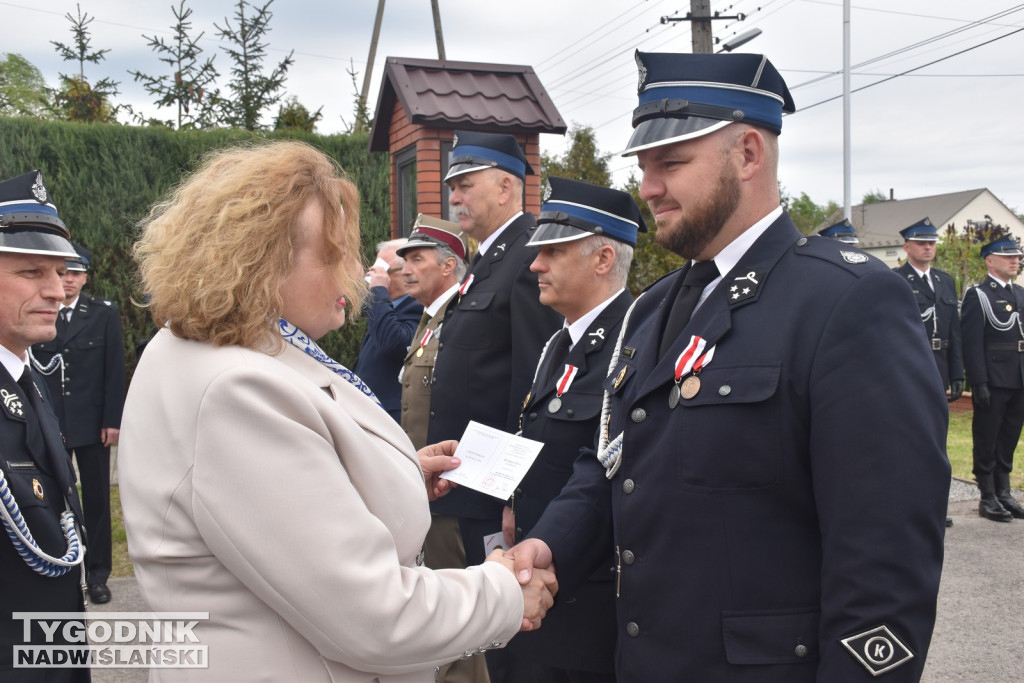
[4,0,1024,214]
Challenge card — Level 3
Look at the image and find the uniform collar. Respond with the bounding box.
[477,211,523,258]
[0,343,28,381]
[567,288,627,349]
[425,284,460,317]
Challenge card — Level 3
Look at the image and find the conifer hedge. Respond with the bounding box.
[0,117,391,376]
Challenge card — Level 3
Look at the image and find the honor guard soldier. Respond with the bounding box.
[0,170,90,681]
[509,52,950,682]
[31,241,125,605]
[960,236,1024,522]
[818,218,859,244]
[502,177,643,683]
[427,130,563,680]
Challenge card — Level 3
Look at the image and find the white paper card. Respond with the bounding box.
[440,421,544,500]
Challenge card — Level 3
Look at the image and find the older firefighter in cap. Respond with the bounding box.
[818,218,859,244]
[0,170,89,681]
[961,236,1024,522]
[31,241,125,605]
[427,130,562,681]
[509,52,949,681]
[501,177,643,683]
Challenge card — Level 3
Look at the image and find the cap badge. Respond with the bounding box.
[635,52,648,92]
[2,388,26,420]
[452,132,459,147]
[31,172,48,203]
[841,250,869,264]
[840,624,914,677]
[541,179,552,203]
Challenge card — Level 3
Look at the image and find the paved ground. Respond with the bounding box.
[86,480,1024,682]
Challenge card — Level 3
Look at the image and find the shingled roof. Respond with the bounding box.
[368,56,566,152]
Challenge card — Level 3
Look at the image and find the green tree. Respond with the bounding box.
[340,59,371,134]
[935,218,1018,296]
[540,123,611,186]
[214,0,294,131]
[0,53,52,117]
[129,0,219,130]
[861,188,888,205]
[786,191,840,234]
[50,4,125,122]
[274,95,322,133]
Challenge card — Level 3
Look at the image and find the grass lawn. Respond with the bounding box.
[105,410,1024,577]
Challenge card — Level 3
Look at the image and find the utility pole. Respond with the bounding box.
[431,0,446,60]
[690,0,713,54]
[357,0,386,134]
[660,1,746,54]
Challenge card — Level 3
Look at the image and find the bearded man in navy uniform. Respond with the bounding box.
[0,170,90,681]
[31,242,125,605]
[508,52,950,681]
[960,236,1024,522]
[502,177,643,682]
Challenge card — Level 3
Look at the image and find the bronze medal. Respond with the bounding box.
[548,397,562,413]
[680,375,701,400]
[416,347,424,357]
[668,384,680,409]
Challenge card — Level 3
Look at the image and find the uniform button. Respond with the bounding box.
[470,301,478,307]
[514,488,522,497]
[430,377,436,384]
[438,342,444,350]
[622,550,635,565]
[796,237,808,246]
[515,527,522,536]
[630,408,647,423]
[529,412,538,420]
[626,622,640,637]
[622,479,635,494]
[795,644,808,658]
[718,384,731,396]
[64,391,71,396]
[429,411,435,417]
[566,409,574,417]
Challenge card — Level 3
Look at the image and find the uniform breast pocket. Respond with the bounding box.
[451,291,495,350]
[675,363,782,491]
[3,462,56,511]
[72,334,104,352]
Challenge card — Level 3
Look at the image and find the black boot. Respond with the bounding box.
[978,474,1013,522]
[994,472,1024,519]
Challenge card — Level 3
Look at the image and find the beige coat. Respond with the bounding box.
[118,329,522,682]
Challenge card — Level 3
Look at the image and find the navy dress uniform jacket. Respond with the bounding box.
[427,213,563,548]
[961,276,1024,389]
[507,289,632,674]
[0,364,88,682]
[32,295,126,448]
[354,291,424,421]
[893,262,964,388]
[529,214,951,682]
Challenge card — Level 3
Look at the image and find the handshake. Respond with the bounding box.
[486,539,557,632]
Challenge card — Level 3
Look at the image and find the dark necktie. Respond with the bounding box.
[660,260,720,358]
[17,369,46,456]
[545,328,572,385]
[471,251,482,269]
[413,310,431,346]
[57,307,70,337]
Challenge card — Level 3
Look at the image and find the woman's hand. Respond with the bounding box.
[418,440,460,501]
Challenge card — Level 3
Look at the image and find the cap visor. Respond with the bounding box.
[620,118,731,156]
[0,230,78,258]
[444,162,493,182]
[526,223,592,247]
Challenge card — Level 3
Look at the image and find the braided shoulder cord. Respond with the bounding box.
[0,467,84,577]
[974,286,1024,335]
[596,292,646,479]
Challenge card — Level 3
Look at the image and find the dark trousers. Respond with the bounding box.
[972,386,1024,476]
[72,442,111,585]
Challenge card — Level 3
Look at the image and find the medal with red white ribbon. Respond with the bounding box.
[548,364,579,413]
[415,327,434,357]
[669,335,715,408]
